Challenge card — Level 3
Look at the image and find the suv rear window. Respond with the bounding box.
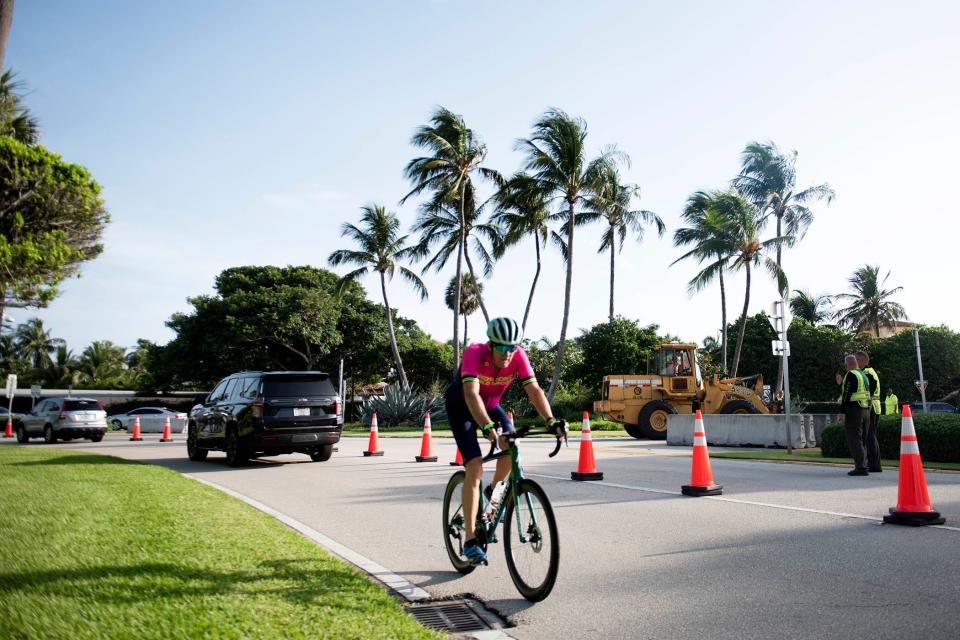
[262,375,336,398]
[64,400,103,411]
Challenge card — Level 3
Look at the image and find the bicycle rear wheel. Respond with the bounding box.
[503,478,559,601]
[442,470,478,574]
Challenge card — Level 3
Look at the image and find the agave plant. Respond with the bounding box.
[361,384,448,427]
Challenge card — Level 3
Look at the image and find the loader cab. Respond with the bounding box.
[649,344,703,395]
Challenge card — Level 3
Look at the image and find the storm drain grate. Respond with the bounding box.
[407,601,491,633]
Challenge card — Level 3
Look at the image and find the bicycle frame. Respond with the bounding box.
[480,441,540,544]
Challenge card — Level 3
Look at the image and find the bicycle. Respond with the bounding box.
[441,422,567,602]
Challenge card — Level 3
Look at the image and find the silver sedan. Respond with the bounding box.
[107,407,188,433]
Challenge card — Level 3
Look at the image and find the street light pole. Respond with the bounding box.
[779,297,792,454]
[913,327,928,413]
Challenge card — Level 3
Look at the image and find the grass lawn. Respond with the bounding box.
[709,447,960,471]
[0,446,439,640]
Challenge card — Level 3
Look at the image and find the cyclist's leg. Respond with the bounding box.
[449,408,483,541]
[490,406,514,485]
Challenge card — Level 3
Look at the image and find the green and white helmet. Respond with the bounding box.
[487,317,522,345]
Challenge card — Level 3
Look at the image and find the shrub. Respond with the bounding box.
[360,384,446,427]
[821,414,960,462]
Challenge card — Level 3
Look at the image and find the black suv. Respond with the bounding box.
[187,371,342,466]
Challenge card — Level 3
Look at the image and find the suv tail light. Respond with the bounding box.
[58,401,67,420]
[251,398,265,418]
[335,400,341,416]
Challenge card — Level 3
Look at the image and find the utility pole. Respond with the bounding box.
[770,299,792,453]
[913,327,928,413]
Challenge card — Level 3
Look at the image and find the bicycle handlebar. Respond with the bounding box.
[481,421,568,462]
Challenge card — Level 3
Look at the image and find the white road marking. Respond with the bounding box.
[527,473,960,533]
[190,477,432,602]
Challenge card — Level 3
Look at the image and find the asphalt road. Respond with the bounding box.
[16,433,960,639]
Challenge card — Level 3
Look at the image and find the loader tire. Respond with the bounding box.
[637,401,676,439]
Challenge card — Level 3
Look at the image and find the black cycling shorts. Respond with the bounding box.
[447,404,515,464]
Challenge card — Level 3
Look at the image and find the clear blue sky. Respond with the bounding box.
[7,1,960,353]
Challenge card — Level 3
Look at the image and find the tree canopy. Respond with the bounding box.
[0,137,109,321]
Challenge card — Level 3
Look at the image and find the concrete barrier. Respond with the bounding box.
[667,414,813,449]
[807,414,843,444]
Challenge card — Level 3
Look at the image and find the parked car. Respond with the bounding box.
[908,402,958,414]
[18,397,108,444]
[0,407,23,422]
[107,407,188,433]
[188,371,343,466]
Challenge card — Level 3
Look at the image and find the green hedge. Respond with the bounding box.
[821,414,960,462]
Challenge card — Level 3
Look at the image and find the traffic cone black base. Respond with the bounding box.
[362,450,384,457]
[159,437,173,442]
[682,484,723,497]
[449,461,461,466]
[415,455,438,462]
[883,508,945,527]
[571,471,603,481]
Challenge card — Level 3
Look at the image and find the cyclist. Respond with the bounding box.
[444,316,566,566]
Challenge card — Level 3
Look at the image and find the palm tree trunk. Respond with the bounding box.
[521,234,542,333]
[731,261,751,377]
[548,201,575,401]
[609,231,615,320]
[452,181,466,372]
[462,247,490,323]
[464,314,468,346]
[719,267,728,375]
[775,215,784,394]
[380,271,409,389]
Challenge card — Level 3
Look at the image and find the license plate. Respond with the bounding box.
[293,433,318,442]
[293,407,310,417]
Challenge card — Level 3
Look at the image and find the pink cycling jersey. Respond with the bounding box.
[460,343,537,410]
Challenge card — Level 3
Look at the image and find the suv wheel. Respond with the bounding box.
[225,430,248,467]
[90,434,104,443]
[187,425,208,461]
[16,426,29,443]
[43,425,57,444]
[310,444,333,462]
[111,419,124,431]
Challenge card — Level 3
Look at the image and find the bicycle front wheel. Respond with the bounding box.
[503,478,559,601]
[442,470,477,574]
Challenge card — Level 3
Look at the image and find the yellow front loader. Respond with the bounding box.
[593,343,770,439]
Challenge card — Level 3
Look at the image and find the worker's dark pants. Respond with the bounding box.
[844,405,869,470]
[866,410,882,471]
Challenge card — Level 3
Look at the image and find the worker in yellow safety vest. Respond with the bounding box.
[855,351,882,473]
[883,388,900,415]
[838,354,871,475]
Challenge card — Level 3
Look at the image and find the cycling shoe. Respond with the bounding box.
[463,541,488,566]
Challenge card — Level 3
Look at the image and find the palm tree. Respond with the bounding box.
[409,183,500,323]
[517,108,617,400]
[682,190,788,377]
[78,340,127,387]
[834,265,906,336]
[579,163,664,320]
[15,317,63,369]
[402,107,501,370]
[444,273,482,345]
[46,344,81,388]
[0,70,40,144]
[491,172,557,332]
[790,290,834,325]
[734,141,834,390]
[328,204,427,389]
[733,141,834,267]
[672,191,734,373]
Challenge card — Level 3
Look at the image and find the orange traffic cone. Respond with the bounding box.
[571,411,603,481]
[681,410,722,496]
[883,405,945,526]
[3,417,12,438]
[415,412,438,462]
[159,416,173,442]
[450,447,463,466]
[129,416,143,441]
[362,412,384,457]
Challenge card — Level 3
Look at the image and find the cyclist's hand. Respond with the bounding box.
[546,417,567,440]
[481,422,499,446]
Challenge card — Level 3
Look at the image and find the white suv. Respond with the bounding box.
[18,397,108,444]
